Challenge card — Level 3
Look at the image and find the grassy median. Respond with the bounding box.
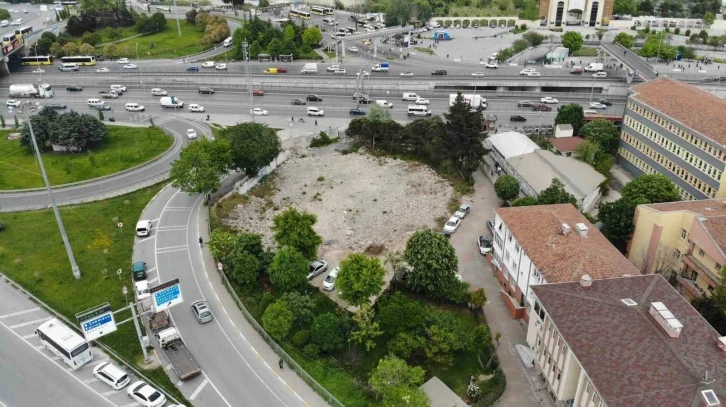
[101,20,209,59]
[0,126,172,190]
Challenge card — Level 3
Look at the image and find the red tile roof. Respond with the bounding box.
[495,204,639,283]
[630,77,726,145]
[533,274,726,407]
[548,136,585,153]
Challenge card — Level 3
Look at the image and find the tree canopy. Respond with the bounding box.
[579,119,620,155]
[336,253,385,306]
[494,175,520,201]
[554,104,585,134]
[262,299,293,340]
[403,230,459,300]
[537,178,578,207]
[268,246,309,291]
[613,0,637,15]
[271,207,322,260]
[220,122,281,176]
[311,312,345,352]
[369,355,429,407]
[170,138,232,194]
[614,32,635,49]
[621,174,681,203]
[562,31,584,53]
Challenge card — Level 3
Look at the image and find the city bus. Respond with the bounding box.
[21,55,53,65]
[60,55,96,66]
[289,10,311,20]
[36,318,93,370]
[2,33,21,46]
[310,6,325,15]
[322,7,333,15]
[15,26,32,36]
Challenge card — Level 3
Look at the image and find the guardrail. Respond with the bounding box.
[0,272,185,406]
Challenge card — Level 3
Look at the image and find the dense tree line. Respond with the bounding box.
[19,108,107,152]
[66,1,135,36]
[231,17,322,60]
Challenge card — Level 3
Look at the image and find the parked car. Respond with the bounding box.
[186,129,198,139]
[592,71,607,78]
[276,67,287,73]
[186,66,200,72]
[201,61,215,68]
[485,62,498,69]
[431,69,447,75]
[93,361,130,390]
[570,67,584,74]
[250,108,268,116]
[191,300,213,324]
[540,97,558,104]
[127,381,166,407]
[598,99,612,106]
[252,89,264,96]
[334,68,347,75]
[349,108,366,115]
[6,99,21,107]
[443,216,461,233]
[358,98,373,104]
[307,260,328,280]
[307,107,324,116]
[400,71,414,77]
[322,267,339,291]
[123,64,138,69]
[306,94,323,102]
[97,67,110,73]
[477,236,492,255]
[520,68,536,75]
[131,261,147,282]
[454,204,471,219]
[199,87,215,94]
[517,100,533,107]
[532,104,552,111]
[326,65,340,72]
[487,219,495,234]
[510,115,527,122]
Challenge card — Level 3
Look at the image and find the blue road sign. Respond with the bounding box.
[150,278,183,311]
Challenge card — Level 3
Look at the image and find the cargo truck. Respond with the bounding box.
[155,327,201,381]
[449,94,487,110]
[9,83,54,98]
[301,63,318,74]
[371,62,389,72]
[585,63,603,72]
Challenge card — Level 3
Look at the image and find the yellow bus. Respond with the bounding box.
[310,6,325,15]
[60,55,96,66]
[322,7,333,15]
[21,55,53,65]
[290,10,311,20]
[2,33,21,46]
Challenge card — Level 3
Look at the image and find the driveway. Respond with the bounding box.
[452,169,554,407]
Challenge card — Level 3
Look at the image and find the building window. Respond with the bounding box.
[699,249,705,257]
[716,263,722,272]
[674,249,681,259]
[681,229,688,240]
[515,243,520,253]
[505,251,510,262]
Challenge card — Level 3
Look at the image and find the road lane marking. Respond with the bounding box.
[0,307,41,319]
[164,206,193,210]
[156,246,189,254]
[22,333,35,339]
[9,316,52,329]
[145,266,157,274]
[156,225,188,231]
[147,276,159,284]
[101,390,117,396]
[84,378,99,384]
[189,378,208,400]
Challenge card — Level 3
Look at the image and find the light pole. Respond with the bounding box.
[241,41,255,122]
[172,0,181,37]
[655,30,664,64]
[589,75,595,103]
[16,102,80,279]
[135,43,145,91]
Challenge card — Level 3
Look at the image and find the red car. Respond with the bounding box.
[532,104,552,111]
[276,67,287,73]
[570,68,583,74]
[252,89,265,96]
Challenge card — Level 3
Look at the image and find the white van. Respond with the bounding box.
[323,17,336,25]
[375,100,393,108]
[0,20,8,27]
[307,107,324,116]
[134,280,150,300]
[125,103,145,111]
[402,92,419,101]
[110,84,126,93]
[223,37,233,47]
[87,98,105,108]
[151,88,167,96]
[135,220,152,237]
[59,63,78,71]
[407,105,432,117]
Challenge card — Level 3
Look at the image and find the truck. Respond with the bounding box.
[449,94,487,110]
[301,63,318,74]
[149,310,170,332]
[371,62,389,72]
[98,91,118,99]
[9,83,54,98]
[155,327,202,381]
[160,96,183,108]
[585,62,603,72]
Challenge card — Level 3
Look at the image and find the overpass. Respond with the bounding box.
[0,22,64,76]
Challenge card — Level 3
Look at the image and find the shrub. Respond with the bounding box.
[291,329,311,347]
[685,29,691,36]
[309,131,337,148]
[302,343,320,358]
[0,221,5,232]
[674,27,680,35]
[474,368,506,406]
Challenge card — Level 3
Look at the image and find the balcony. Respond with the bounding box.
[677,273,703,299]
[683,254,719,286]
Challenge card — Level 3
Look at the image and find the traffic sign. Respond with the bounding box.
[150,278,183,312]
[76,303,117,341]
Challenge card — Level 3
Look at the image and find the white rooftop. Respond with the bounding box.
[485,131,541,159]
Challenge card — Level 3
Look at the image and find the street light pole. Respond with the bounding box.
[589,75,595,103]
[135,43,145,91]
[20,103,81,279]
[242,41,254,122]
[173,0,181,37]
[655,30,664,64]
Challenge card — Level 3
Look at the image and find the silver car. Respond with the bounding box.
[307,260,328,280]
[191,300,213,324]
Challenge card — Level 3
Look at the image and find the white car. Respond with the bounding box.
[96,67,110,73]
[519,68,536,75]
[93,361,130,390]
[186,129,198,139]
[215,63,228,70]
[443,216,461,233]
[22,8,27,13]
[251,108,268,116]
[117,58,129,64]
[326,65,340,72]
[485,62,498,69]
[593,71,607,78]
[400,71,414,77]
[189,103,205,112]
[471,72,485,76]
[32,68,45,73]
[307,107,324,116]
[540,97,558,104]
[454,204,471,219]
[414,98,430,105]
[6,100,21,107]
[201,61,215,68]
[477,236,492,255]
[334,68,347,75]
[527,71,541,77]
[356,71,370,77]
[11,19,20,26]
[123,64,138,69]
[589,102,607,110]
[322,267,339,291]
[348,46,359,52]
[126,103,145,111]
[127,381,166,407]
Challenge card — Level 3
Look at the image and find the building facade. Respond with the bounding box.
[618,77,726,201]
[628,199,726,300]
[539,0,614,27]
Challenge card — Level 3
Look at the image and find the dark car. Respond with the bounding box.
[199,86,215,94]
[131,261,147,282]
[349,108,366,115]
[66,85,83,92]
[358,98,373,104]
[431,69,447,75]
[510,115,527,122]
[91,104,112,111]
[306,94,323,102]
[487,219,495,234]
[532,104,552,111]
[291,98,306,105]
[598,99,612,106]
[570,68,583,74]
[186,66,200,72]
[517,100,533,107]
[252,89,265,96]
[277,66,288,73]
[46,102,67,110]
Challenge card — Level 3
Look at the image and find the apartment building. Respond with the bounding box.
[491,204,639,321]
[527,274,726,407]
[628,199,726,299]
[618,77,726,201]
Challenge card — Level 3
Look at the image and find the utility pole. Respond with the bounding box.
[242,41,254,122]
[20,103,80,279]
[173,0,181,37]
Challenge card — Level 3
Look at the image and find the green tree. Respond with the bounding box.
[436,92,488,180]
[19,108,58,149]
[52,111,107,152]
[267,37,283,57]
[512,39,530,53]
[512,196,539,206]
[388,331,427,359]
[579,119,620,154]
[0,9,11,20]
[704,11,715,26]
[262,299,294,340]
[82,31,102,46]
[62,42,79,56]
[369,355,429,407]
[336,253,385,306]
[259,0,270,6]
[311,312,345,352]
[537,178,577,206]
[637,0,654,14]
[522,31,545,47]
[470,324,492,359]
[105,27,122,41]
[369,103,393,122]
[561,31,584,53]
[271,208,322,260]
[226,251,260,289]
[209,230,237,260]
[268,246,308,292]
[378,292,430,336]
[220,122,280,176]
[50,42,64,57]
[302,26,322,46]
[350,303,383,351]
[403,230,459,300]
[494,174,520,201]
[34,37,54,56]
[621,174,681,203]
[614,32,635,49]
[186,8,198,24]
[280,292,316,327]
[554,103,585,134]
[170,139,232,193]
[385,0,412,26]
[613,0,637,15]
[599,197,643,252]
[103,43,119,59]
[79,43,95,55]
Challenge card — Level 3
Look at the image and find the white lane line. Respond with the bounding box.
[9,317,52,329]
[0,397,7,407]
[189,378,209,400]
[156,246,189,254]
[147,276,159,284]
[84,378,99,384]
[101,390,117,396]
[0,307,40,319]
[145,266,157,274]
[35,345,44,350]
[156,225,188,231]
[165,207,193,210]
[22,333,36,339]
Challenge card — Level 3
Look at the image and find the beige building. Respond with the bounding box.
[539,0,614,27]
[628,199,726,299]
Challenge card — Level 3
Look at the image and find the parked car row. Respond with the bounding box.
[443,204,471,234]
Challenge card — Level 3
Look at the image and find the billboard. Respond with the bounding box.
[150,278,183,312]
[76,303,117,341]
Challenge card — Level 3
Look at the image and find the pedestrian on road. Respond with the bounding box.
[624,50,626,56]
[279,358,284,369]
[291,116,294,122]
[315,120,318,126]
[199,237,203,247]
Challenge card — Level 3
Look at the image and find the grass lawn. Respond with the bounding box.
[0,183,188,403]
[0,125,172,190]
[572,46,599,57]
[97,20,209,59]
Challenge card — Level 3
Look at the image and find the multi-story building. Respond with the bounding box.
[628,199,726,299]
[491,204,639,321]
[539,0,614,27]
[527,274,726,407]
[618,77,726,201]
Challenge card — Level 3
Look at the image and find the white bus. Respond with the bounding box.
[407,105,432,117]
[36,318,93,370]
